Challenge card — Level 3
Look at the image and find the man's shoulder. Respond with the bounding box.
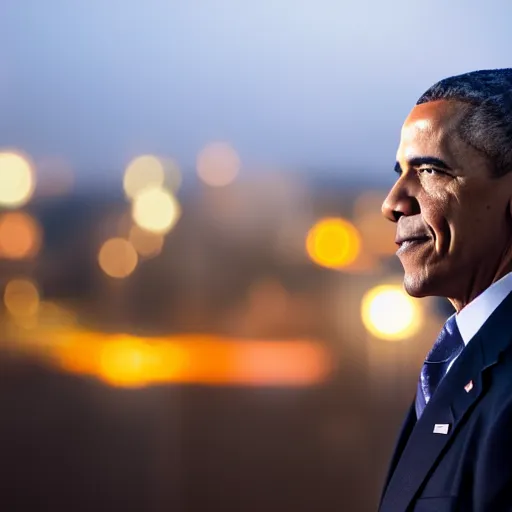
[477,339,512,420]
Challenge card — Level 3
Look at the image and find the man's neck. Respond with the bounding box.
[449,258,512,313]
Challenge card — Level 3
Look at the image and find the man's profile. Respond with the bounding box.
[379,69,512,511]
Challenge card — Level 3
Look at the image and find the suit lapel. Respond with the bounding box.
[380,291,512,512]
[379,403,416,505]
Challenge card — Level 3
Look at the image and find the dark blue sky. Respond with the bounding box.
[1,0,511,187]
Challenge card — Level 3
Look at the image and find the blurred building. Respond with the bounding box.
[0,159,452,512]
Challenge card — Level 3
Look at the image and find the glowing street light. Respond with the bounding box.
[361,284,423,340]
[0,152,35,207]
[306,217,361,269]
[131,186,180,234]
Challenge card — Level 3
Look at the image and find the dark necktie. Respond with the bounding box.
[415,315,464,419]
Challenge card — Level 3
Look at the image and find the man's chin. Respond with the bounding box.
[402,272,437,298]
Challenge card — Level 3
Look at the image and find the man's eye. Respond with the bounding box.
[418,167,440,175]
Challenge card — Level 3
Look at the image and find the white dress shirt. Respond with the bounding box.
[446,271,512,373]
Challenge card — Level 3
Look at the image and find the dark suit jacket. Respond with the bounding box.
[379,291,512,512]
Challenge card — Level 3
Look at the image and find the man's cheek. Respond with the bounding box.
[424,215,451,255]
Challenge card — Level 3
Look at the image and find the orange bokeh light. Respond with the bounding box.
[306,217,361,269]
[99,339,176,388]
[4,279,40,317]
[98,238,138,278]
[0,212,42,260]
[47,331,331,388]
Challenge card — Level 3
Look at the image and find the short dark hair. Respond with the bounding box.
[416,69,512,177]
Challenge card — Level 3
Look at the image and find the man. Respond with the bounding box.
[379,69,512,512]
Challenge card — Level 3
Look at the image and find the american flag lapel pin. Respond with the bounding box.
[464,380,474,393]
[433,424,450,435]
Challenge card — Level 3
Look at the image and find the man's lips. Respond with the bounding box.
[395,216,432,247]
[395,235,431,246]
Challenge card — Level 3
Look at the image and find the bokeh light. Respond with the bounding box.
[0,151,35,207]
[99,339,157,388]
[196,142,240,187]
[0,212,42,259]
[306,217,361,269]
[50,331,329,387]
[123,155,165,199]
[131,186,180,234]
[361,284,423,340]
[129,225,164,258]
[4,279,40,318]
[98,238,138,279]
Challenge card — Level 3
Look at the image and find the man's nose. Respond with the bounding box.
[381,180,418,222]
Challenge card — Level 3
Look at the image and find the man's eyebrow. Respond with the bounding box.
[409,156,453,170]
[394,157,453,174]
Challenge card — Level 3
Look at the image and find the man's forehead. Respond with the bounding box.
[402,100,465,137]
[398,100,466,158]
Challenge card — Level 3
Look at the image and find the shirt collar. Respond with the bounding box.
[456,271,512,345]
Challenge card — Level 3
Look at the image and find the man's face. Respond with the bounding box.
[382,99,512,300]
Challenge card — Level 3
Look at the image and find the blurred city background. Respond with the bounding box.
[1,1,511,511]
